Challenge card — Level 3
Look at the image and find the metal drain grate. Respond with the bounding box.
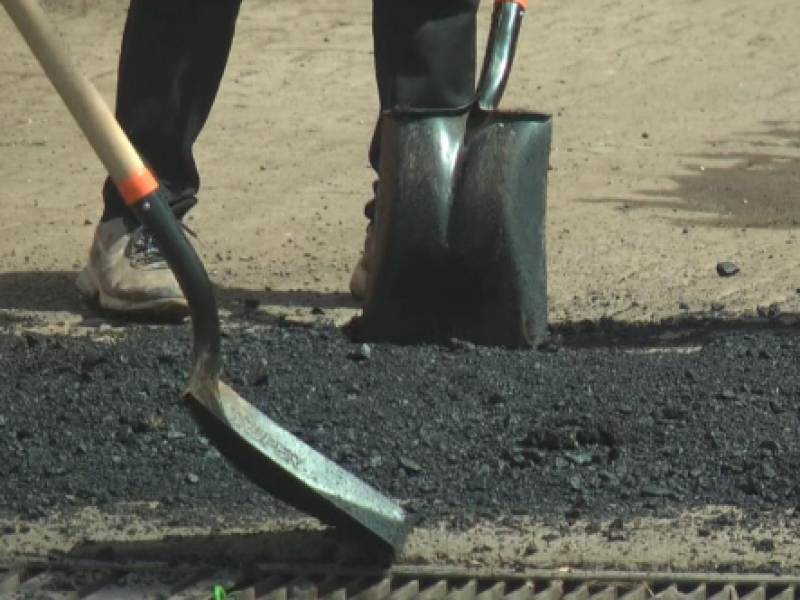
[1,563,799,600]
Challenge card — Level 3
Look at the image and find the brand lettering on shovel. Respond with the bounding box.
[226,402,303,470]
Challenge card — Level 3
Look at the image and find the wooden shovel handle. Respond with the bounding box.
[1,0,158,205]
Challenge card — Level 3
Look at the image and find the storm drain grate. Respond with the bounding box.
[1,563,799,600]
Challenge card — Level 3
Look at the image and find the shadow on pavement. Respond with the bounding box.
[64,526,396,568]
[1,269,800,349]
[0,269,356,320]
[584,121,800,229]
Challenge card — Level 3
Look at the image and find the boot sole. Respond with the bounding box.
[75,267,190,317]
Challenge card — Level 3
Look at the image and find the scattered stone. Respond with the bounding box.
[487,393,506,406]
[760,440,780,453]
[243,297,261,310]
[606,529,627,542]
[448,338,476,352]
[349,344,372,362]
[567,453,593,466]
[716,262,740,277]
[662,406,689,421]
[641,485,680,500]
[80,317,105,328]
[753,538,775,552]
[757,304,781,319]
[399,456,422,474]
[186,473,200,485]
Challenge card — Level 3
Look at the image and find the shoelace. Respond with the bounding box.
[129,223,198,266]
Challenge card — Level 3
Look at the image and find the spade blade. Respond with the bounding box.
[184,381,411,553]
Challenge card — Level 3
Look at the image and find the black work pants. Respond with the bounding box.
[102,0,480,224]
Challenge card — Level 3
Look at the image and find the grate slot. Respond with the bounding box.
[386,579,420,600]
[476,582,506,600]
[353,578,393,600]
[705,584,733,600]
[83,571,178,600]
[0,570,23,595]
[617,584,647,600]
[741,586,767,600]
[287,576,323,600]
[8,571,57,596]
[504,582,535,600]
[533,582,564,600]
[167,569,241,600]
[446,580,478,600]
[586,585,615,600]
[563,584,590,600]
[240,574,290,600]
[767,587,796,600]
[417,580,449,600]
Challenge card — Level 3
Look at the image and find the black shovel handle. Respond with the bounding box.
[475,0,527,111]
[131,191,223,388]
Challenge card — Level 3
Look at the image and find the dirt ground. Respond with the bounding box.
[1,0,800,572]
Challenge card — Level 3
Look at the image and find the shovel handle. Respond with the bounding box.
[475,0,527,111]
[1,0,158,206]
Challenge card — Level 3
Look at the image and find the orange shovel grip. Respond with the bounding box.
[495,0,527,8]
[118,167,159,206]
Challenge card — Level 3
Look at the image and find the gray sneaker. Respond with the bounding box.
[349,220,374,303]
[75,217,188,316]
[349,191,377,304]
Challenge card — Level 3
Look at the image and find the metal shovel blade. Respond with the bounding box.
[357,109,552,348]
[447,109,552,346]
[184,381,410,552]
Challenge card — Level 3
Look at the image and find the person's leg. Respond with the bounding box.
[77,0,242,315]
[350,0,480,301]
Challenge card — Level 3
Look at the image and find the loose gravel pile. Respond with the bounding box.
[1,323,799,529]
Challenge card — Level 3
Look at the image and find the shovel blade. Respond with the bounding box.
[358,109,552,348]
[183,381,410,554]
[448,110,552,346]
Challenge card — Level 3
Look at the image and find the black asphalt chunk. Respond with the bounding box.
[0,325,799,530]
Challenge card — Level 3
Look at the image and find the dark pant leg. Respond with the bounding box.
[102,0,242,226]
[368,0,480,174]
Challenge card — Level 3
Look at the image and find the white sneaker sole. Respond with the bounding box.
[75,266,189,315]
[349,260,369,304]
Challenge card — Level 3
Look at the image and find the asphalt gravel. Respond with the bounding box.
[1,322,800,531]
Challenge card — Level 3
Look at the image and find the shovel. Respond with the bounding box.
[356,0,553,349]
[1,0,410,553]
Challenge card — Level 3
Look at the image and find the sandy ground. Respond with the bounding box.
[2,507,800,573]
[1,0,800,572]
